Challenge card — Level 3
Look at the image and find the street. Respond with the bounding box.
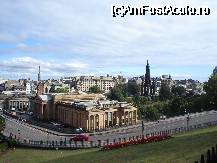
[1,110,217,146]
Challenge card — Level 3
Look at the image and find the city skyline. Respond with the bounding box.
[0,0,216,81]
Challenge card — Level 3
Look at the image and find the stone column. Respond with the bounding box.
[102,114,105,129]
[126,112,129,125]
[116,115,119,126]
[131,111,133,124]
[124,112,126,125]
[93,115,95,131]
[111,112,113,126]
[107,112,109,127]
[87,116,89,131]
[20,102,23,110]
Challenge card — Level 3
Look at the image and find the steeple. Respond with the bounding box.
[38,66,41,82]
[146,60,150,79]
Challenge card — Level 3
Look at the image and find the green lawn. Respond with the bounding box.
[1,126,217,163]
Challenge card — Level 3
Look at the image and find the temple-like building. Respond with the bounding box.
[34,93,137,132]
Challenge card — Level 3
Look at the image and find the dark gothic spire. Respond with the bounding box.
[38,66,41,82]
[146,60,150,79]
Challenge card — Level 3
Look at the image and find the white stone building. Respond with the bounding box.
[75,76,115,93]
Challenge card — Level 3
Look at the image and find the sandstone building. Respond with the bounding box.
[34,93,137,131]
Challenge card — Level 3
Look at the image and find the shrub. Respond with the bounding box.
[0,142,8,152]
[7,139,17,148]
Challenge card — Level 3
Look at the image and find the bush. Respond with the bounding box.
[0,142,8,152]
[7,139,17,148]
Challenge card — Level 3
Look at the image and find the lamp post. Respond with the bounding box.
[18,129,20,142]
[141,115,144,137]
[185,109,190,131]
[46,130,49,146]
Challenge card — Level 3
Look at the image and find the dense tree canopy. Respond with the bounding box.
[107,85,128,102]
[55,88,68,93]
[204,74,217,109]
[49,84,55,93]
[171,86,186,97]
[127,82,140,96]
[159,84,171,101]
[89,85,101,93]
[106,67,217,121]
[0,116,5,132]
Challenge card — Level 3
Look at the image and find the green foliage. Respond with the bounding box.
[49,84,56,93]
[107,85,128,102]
[49,84,68,93]
[0,116,5,132]
[166,97,187,117]
[159,84,172,101]
[143,105,160,121]
[0,142,8,152]
[204,74,217,109]
[127,82,140,96]
[132,95,149,106]
[55,88,68,93]
[213,67,217,75]
[106,67,217,120]
[171,86,186,97]
[7,139,17,148]
[132,95,168,120]
[89,86,102,93]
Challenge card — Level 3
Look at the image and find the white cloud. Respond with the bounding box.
[0,56,88,79]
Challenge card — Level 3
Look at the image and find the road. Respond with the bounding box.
[1,110,217,146]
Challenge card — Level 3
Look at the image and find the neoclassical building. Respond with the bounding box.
[34,95,53,120]
[5,96,31,111]
[55,101,137,131]
[34,93,137,131]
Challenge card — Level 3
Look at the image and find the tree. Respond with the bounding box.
[171,86,186,97]
[127,82,140,96]
[49,84,56,93]
[107,85,128,102]
[159,84,171,101]
[89,86,101,93]
[132,95,149,107]
[213,66,217,75]
[166,97,187,117]
[55,88,68,93]
[143,105,160,121]
[204,73,217,109]
[0,116,5,132]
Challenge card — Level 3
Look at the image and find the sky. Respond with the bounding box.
[0,0,216,81]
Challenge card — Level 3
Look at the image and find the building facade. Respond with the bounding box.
[161,75,174,89]
[55,101,137,131]
[34,94,53,120]
[76,76,115,93]
[34,94,137,131]
[6,96,30,111]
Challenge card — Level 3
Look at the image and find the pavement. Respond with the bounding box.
[1,110,217,146]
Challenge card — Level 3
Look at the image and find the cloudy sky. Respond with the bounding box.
[0,0,216,81]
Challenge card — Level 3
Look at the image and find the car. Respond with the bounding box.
[160,115,166,120]
[22,119,27,122]
[27,112,33,116]
[70,134,89,141]
[50,122,64,127]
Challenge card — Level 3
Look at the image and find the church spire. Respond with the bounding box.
[38,66,41,82]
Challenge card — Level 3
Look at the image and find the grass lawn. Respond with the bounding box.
[1,126,217,163]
